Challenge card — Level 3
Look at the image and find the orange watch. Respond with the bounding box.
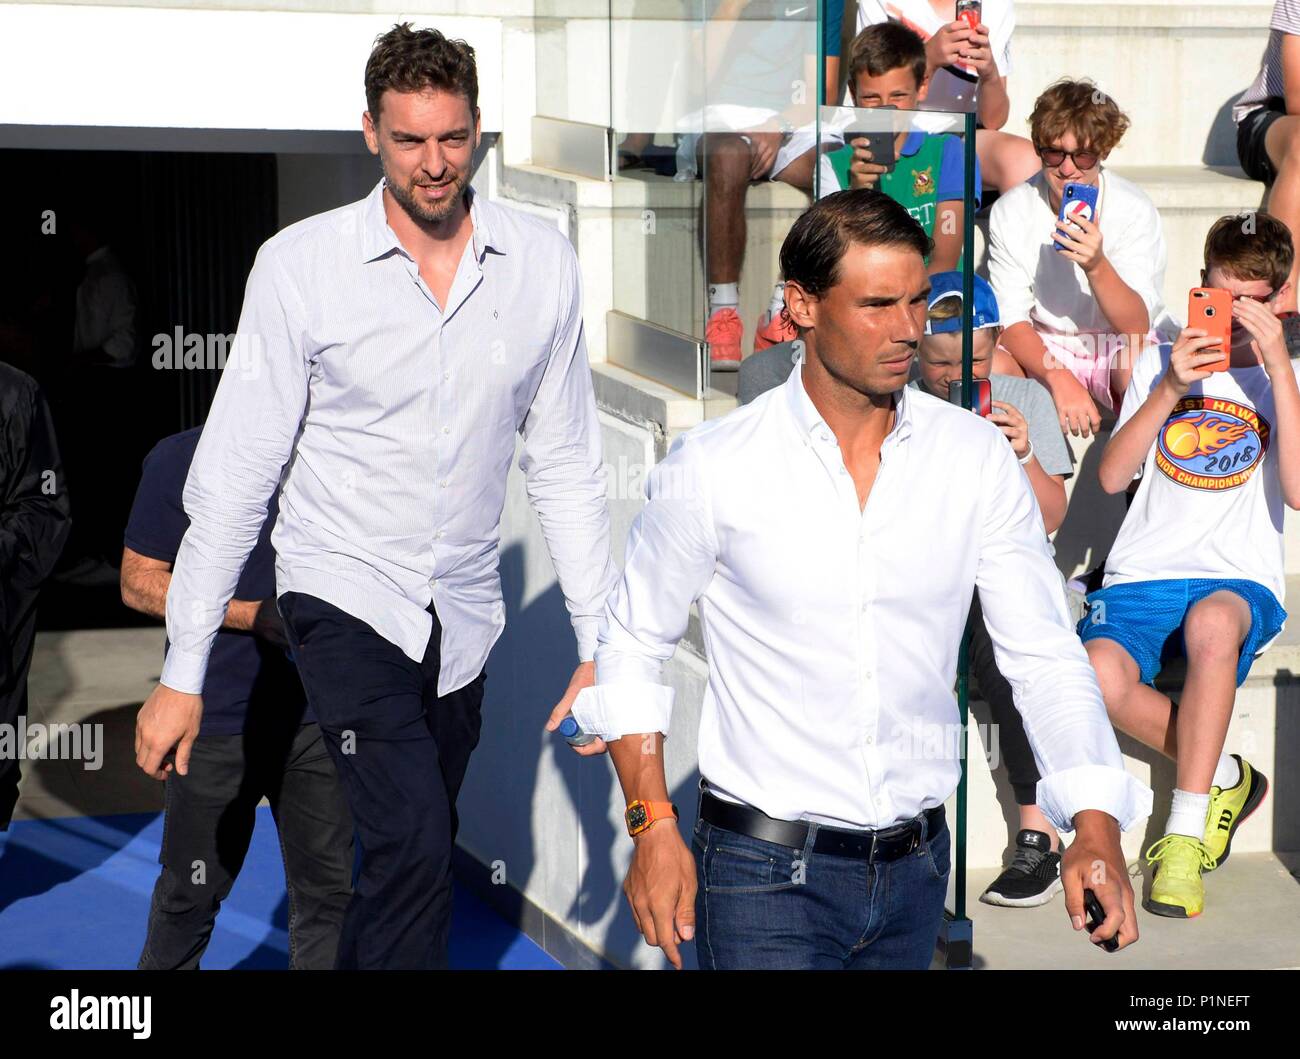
[625,800,679,837]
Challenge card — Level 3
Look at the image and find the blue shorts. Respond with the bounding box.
[1076,578,1286,688]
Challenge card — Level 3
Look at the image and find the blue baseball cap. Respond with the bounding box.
[925,271,1000,335]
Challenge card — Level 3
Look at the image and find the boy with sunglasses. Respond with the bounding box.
[1079,211,1300,919]
[987,80,1173,438]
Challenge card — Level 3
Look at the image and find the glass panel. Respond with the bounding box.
[609,1,820,411]
[535,1,612,131]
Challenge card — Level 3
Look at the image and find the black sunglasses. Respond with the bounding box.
[1037,146,1100,171]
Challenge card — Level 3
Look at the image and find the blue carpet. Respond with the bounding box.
[0,809,560,970]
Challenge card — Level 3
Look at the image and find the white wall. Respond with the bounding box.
[0,4,504,132]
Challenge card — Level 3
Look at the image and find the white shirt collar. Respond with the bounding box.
[782,359,914,445]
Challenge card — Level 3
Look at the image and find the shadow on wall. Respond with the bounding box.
[462,543,702,969]
[1272,671,1300,862]
[1203,93,1250,169]
[1050,427,1127,583]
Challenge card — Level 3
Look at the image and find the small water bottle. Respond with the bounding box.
[558,717,597,747]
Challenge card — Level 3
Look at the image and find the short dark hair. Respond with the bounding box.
[1204,212,1295,291]
[848,22,927,90]
[365,23,478,125]
[780,189,932,299]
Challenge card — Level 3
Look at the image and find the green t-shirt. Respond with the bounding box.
[826,132,964,263]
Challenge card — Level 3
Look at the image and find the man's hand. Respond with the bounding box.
[1233,295,1291,374]
[746,130,783,181]
[135,684,203,780]
[1163,327,1226,397]
[848,139,888,190]
[252,597,289,647]
[990,399,1030,459]
[1061,809,1138,951]
[623,821,697,969]
[1045,367,1101,437]
[1054,212,1106,274]
[544,660,608,756]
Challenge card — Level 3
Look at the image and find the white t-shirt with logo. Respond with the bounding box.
[854,0,1015,113]
[1103,342,1299,605]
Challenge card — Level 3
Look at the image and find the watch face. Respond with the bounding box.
[627,804,648,831]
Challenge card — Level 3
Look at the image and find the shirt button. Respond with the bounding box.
[437,530,446,539]
[440,478,449,488]
[443,371,450,381]
[442,426,451,435]
[866,734,875,745]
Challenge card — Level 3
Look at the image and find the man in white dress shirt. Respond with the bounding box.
[134,24,618,968]
[571,188,1151,969]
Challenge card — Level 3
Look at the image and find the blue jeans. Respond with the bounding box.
[692,810,950,970]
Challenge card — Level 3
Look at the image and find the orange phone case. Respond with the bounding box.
[1188,288,1232,372]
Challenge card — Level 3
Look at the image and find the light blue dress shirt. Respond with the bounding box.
[162,179,617,697]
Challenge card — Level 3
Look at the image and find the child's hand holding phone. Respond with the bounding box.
[847,138,891,189]
[1164,327,1229,396]
[989,400,1030,461]
[954,1,995,78]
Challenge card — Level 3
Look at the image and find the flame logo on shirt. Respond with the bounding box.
[1161,415,1251,459]
[1154,397,1269,492]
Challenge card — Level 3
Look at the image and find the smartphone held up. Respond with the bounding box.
[1188,288,1232,372]
[1055,181,1099,253]
[949,378,993,417]
[956,0,982,31]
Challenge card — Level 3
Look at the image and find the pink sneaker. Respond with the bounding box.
[753,306,797,353]
[707,307,743,372]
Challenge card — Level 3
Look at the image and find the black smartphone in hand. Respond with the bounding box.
[1084,888,1119,952]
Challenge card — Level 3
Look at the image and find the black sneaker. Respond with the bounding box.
[979,830,1063,908]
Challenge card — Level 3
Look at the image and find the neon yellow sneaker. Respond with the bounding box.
[1143,834,1217,919]
[1203,756,1268,870]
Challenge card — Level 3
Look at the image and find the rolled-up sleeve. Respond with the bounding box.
[570,431,718,740]
[160,246,310,694]
[518,238,618,663]
[974,433,1153,832]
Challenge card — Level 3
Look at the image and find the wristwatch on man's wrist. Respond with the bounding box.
[625,800,679,837]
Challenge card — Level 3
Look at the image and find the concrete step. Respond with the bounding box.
[950,853,1300,969]
[598,160,1265,356]
[979,2,1272,169]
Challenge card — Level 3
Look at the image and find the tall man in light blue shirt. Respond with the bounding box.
[134,24,618,968]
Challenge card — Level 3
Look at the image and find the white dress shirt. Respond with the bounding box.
[987,169,1173,339]
[162,179,618,696]
[573,364,1151,832]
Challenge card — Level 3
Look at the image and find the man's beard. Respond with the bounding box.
[384,165,468,226]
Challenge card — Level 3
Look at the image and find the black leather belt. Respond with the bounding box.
[699,788,944,863]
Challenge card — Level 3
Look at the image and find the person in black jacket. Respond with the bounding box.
[0,362,72,828]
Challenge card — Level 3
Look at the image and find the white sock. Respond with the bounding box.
[767,282,786,315]
[1165,789,1211,840]
[1213,753,1241,791]
[708,283,739,314]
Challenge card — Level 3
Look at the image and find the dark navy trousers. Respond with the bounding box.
[277,591,486,969]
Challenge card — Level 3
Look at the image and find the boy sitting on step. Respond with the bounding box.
[1079,212,1300,919]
